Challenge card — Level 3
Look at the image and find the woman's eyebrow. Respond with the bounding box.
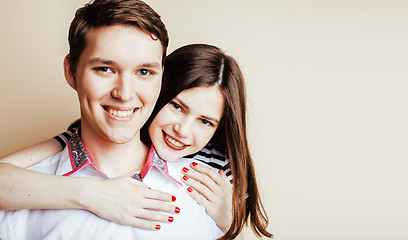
[173,97,189,110]
[174,96,220,124]
[201,115,220,124]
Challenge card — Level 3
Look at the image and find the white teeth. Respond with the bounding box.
[108,108,134,118]
[165,134,184,147]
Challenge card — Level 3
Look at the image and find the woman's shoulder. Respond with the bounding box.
[54,120,81,148]
[189,142,232,179]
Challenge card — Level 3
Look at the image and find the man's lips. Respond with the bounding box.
[103,106,137,119]
[163,131,188,151]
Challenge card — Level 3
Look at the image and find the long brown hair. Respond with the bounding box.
[141,44,272,239]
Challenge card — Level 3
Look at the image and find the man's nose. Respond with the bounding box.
[111,73,135,101]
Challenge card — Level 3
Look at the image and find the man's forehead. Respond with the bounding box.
[81,25,164,68]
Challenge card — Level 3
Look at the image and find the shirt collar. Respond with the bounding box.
[64,129,182,186]
[133,146,183,187]
[62,129,101,177]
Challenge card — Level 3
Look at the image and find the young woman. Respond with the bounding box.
[0,44,272,239]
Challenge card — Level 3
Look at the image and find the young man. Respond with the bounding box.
[0,0,204,239]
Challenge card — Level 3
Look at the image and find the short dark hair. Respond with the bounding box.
[68,0,168,71]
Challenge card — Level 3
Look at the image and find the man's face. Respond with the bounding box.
[68,25,163,145]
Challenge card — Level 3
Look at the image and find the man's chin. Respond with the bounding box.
[107,135,136,144]
[105,130,139,144]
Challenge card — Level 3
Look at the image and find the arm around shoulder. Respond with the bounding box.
[0,138,63,168]
[0,138,87,210]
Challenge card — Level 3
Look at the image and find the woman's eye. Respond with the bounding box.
[138,69,152,76]
[170,102,182,111]
[200,119,214,127]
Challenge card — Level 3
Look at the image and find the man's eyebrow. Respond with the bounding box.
[88,57,116,65]
[140,62,162,69]
[88,58,161,69]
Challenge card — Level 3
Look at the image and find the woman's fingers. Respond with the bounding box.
[182,164,218,193]
[132,207,176,223]
[118,214,163,230]
[191,162,223,185]
[182,173,213,201]
[219,169,230,183]
[88,177,180,229]
[182,162,232,196]
[184,184,210,209]
[142,197,180,214]
[144,187,176,202]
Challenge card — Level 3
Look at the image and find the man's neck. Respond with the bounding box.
[79,127,149,178]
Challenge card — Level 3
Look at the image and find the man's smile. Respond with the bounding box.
[103,106,137,119]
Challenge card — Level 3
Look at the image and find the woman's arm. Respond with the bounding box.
[0,138,63,168]
[0,139,179,230]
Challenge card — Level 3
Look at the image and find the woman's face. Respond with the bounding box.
[148,86,224,161]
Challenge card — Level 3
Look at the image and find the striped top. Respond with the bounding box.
[54,121,232,179]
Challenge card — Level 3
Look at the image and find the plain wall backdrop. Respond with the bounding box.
[0,0,407,239]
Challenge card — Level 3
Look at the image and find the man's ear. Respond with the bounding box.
[63,54,77,90]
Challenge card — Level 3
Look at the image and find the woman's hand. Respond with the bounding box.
[181,162,233,233]
[80,176,180,230]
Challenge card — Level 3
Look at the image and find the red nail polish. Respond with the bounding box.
[182,167,189,173]
[168,216,174,222]
[175,207,180,213]
[156,225,161,230]
[191,162,197,167]
[172,196,176,201]
[187,187,193,192]
[182,176,188,181]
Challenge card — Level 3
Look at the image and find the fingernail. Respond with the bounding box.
[168,216,174,222]
[175,207,180,213]
[182,167,189,173]
[182,176,188,181]
[148,187,151,189]
[191,162,197,167]
[187,187,193,192]
[172,196,176,201]
[156,225,161,230]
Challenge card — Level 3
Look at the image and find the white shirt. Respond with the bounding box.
[0,133,223,240]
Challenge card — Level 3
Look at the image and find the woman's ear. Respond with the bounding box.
[63,54,77,90]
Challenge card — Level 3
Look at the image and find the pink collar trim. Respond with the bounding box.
[63,130,106,177]
[63,131,182,186]
[138,146,183,186]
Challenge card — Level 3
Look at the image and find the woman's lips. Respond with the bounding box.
[162,131,188,151]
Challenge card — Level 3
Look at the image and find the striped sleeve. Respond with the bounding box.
[53,120,80,148]
[191,142,232,181]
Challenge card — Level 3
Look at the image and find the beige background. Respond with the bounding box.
[1,0,407,239]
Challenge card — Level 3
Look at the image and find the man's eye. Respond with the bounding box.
[94,67,112,73]
[138,69,152,76]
